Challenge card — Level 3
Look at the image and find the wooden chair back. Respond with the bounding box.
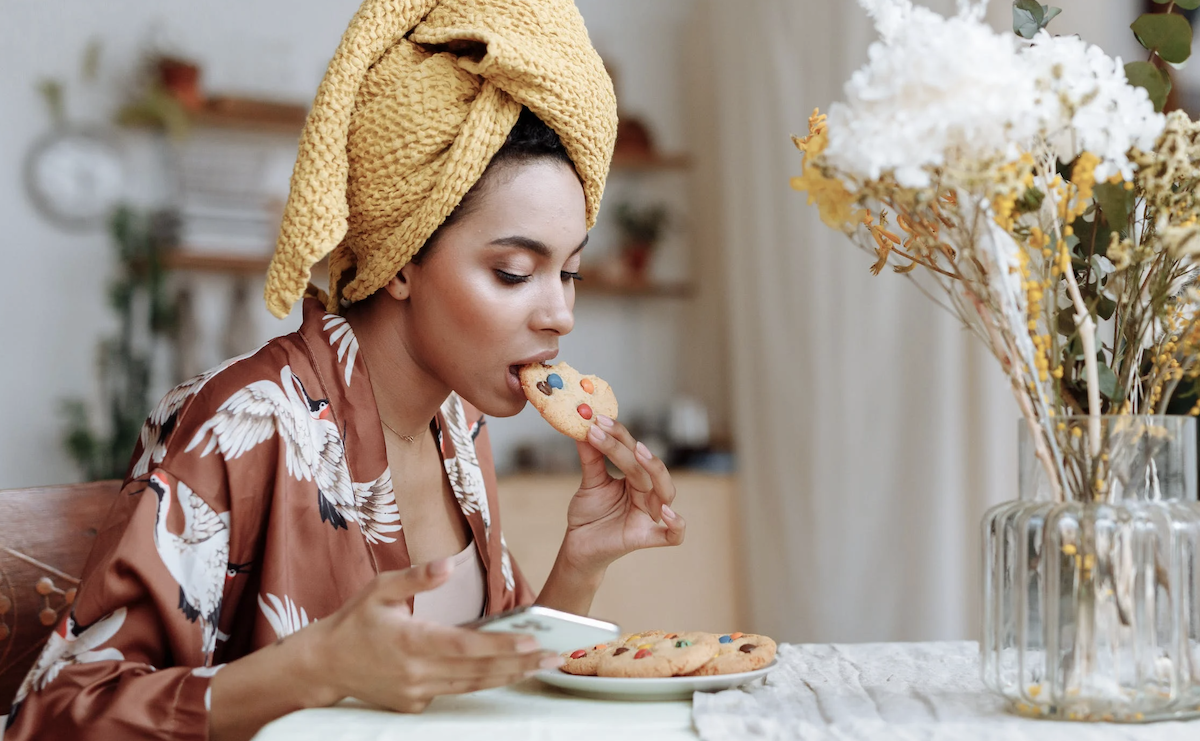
[0,480,122,714]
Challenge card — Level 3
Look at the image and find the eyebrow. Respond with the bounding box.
[489,234,589,257]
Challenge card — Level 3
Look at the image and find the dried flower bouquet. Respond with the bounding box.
[793,0,1200,504]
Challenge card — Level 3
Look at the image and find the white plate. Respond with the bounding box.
[534,660,778,702]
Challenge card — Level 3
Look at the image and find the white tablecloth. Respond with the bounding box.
[253,641,1200,741]
[253,678,697,741]
[694,641,1200,741]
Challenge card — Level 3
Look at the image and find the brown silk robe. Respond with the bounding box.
[6,297,535,740]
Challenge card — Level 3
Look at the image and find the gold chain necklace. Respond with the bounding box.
[380,418,424,444]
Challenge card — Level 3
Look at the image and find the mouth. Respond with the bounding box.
[507,350,558,396]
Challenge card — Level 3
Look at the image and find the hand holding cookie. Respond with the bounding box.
[518,362,684,574]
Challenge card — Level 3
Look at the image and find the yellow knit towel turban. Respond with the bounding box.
[263,0,618,318]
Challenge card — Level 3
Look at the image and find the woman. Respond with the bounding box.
[5,2,684,740]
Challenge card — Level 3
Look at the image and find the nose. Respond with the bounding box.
[535,280,575,335]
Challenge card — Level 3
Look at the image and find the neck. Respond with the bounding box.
[345,293,449,442]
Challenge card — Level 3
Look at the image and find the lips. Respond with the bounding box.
[508,350,557,398]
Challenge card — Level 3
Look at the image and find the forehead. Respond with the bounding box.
[464,159,587,243]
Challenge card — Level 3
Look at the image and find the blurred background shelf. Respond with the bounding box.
[124,96,693,174]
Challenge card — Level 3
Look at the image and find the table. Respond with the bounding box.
[252,678,698,741]
[253,642,1200,741]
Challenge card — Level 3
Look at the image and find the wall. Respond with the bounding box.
[0,0,714,487]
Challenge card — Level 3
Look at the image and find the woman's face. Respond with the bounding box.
[399,159,587,417]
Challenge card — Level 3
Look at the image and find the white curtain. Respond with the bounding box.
[697,0,1020,644]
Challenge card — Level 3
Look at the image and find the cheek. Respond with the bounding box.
[427,273,522,345]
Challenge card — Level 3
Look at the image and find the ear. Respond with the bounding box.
[383,265,415,301]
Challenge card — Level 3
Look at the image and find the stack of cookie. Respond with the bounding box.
[560,631,777,678]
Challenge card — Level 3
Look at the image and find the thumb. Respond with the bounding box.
[576,439,610,489]
[371,558,455,605]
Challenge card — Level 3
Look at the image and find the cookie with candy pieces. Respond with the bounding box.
[560,641,618,676]
[686,632,777,676]
[519,362,618,441]
[596,631,718,678]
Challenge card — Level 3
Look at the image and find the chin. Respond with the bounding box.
[457,389,527,419]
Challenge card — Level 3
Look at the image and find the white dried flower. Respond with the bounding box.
[823,0,1164,188]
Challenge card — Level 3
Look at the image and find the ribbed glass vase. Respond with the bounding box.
[982,416,1200,722]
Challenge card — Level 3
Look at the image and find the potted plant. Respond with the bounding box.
[613,201,669,284]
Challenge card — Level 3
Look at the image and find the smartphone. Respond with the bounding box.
[459,605,621,654]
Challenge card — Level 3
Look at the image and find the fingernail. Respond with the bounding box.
[517,637,541,652]
[428,557,455,577]
[588,425,607,442]
[662,504,677,520]
[540,655,564,669]
[636,441,652,461]
[597,414,614,429]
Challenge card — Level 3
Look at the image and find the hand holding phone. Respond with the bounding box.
[460,605,620,654]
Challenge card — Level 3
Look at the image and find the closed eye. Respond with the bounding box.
[561,271,583,283]
[495,270,530,285]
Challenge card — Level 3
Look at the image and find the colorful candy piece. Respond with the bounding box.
[637,643,653,649]
[577,403,593,420]
[613,647,630,656]
[634,649,652,659]
[729,632,744,640]
[675,639,692,648]
[593,644,608,650]
[719,635,732,644]
[547,373,564,389]
[739,644,757,653]
[570,649,588,659]
[536,381,553,396]
[580,378,594,393]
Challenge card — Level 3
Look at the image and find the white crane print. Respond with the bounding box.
[440,393,491,531]
[258,593,312,641]
[131,349,258,478]
[323,314,359,387]
[148,473,229,658]
[8,607,127,724]
[184,365,400,538]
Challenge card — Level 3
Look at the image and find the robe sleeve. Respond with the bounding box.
[5,458,247,741]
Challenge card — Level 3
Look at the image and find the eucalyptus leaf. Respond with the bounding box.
[1125,60,1172,112]
[1013,0,1044,39]
[1093,181,1131,229]
[1131,13,1192,65]
[1097,361,1118,400]
[1042,6,1062,25]
[1175,0,1200,10]
[1057,306,1078,336]
[1097,295,1117,320]
[1090,254,1115,276]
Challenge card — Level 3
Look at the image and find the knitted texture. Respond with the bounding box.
[264,0,618,318]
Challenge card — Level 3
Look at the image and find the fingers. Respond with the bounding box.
[660,503,686,546]
[576,438,610,489]
[637,439,677,512]
[411,623,545,659]
[370,558,456,606]
[630,504,688,551]
[587,420,657,519]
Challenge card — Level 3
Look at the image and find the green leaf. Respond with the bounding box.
[1125,60,1172,112]
[1015,186,1045,214]
[1042,6,1062,26]
[1096,295,1117,320]
[1093,181,1131,230]
[1013,0,1044,39]
[1057,306,1078,336]
[1174,0,1200,10]
[1131,13,1192,65]
[1097,361,1118,400]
